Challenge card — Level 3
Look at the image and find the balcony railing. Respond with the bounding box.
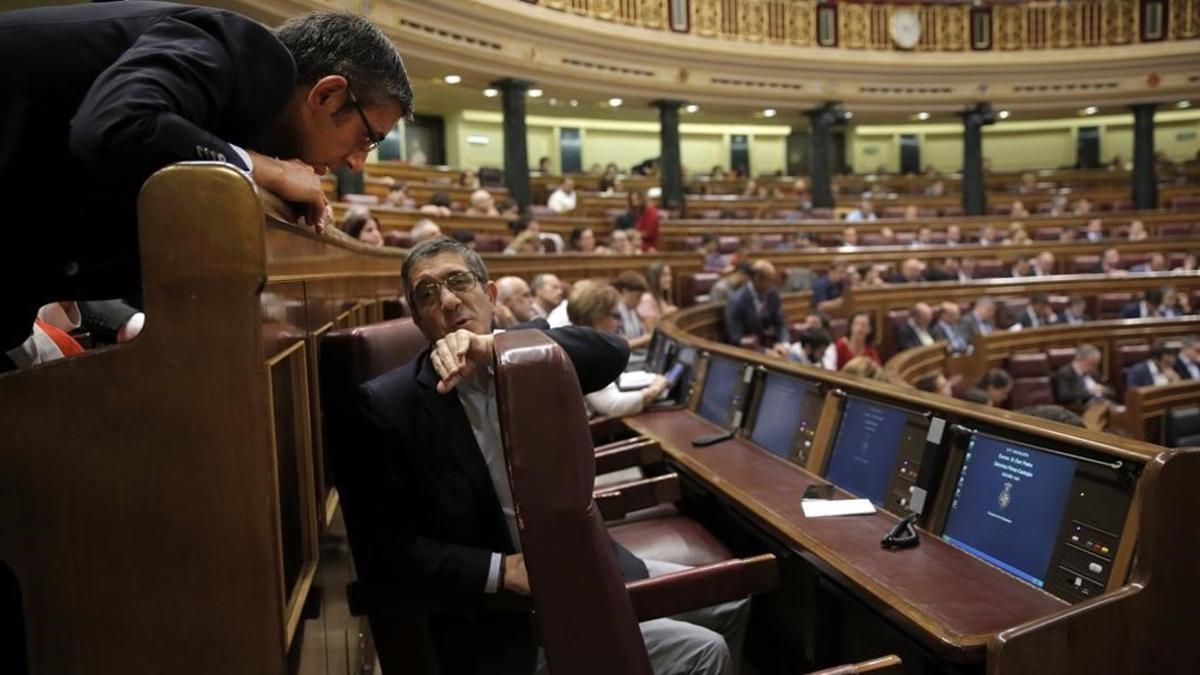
[529,0,1200,51]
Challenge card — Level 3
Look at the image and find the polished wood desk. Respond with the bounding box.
[625,409,1067,664]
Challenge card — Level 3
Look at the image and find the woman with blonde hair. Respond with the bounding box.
[567,282,668,416]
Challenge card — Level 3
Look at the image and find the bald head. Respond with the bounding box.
[411,219,441,243]
[751,260,778,293]
[911,302,933,328]
[496,276,534,323]
[940,302,961,323]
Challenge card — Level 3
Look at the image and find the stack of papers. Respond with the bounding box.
[617,370,656,390]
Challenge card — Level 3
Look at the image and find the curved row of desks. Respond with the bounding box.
[618,293,1200,672]
[2,164,1194,674]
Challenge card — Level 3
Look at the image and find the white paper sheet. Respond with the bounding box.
[801,499,877,518]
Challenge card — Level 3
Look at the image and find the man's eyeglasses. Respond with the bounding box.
[411,270,479,307]
[347,88,386,153]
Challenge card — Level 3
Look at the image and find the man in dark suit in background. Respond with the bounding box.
[896,303,935,351]
[1119,289,1164,319]
[352,237,745,674]
[1015,292,1060,329]
[809,262,847,307]
[725,260,790,358]
[1126,346,1180,389]
[1054,344,1111,405]
[0,2,412,363]
[1175,336,1200,380]
[931,302,970,354]
[957,296,997,346]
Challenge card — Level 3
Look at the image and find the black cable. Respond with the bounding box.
[880,513,920,549]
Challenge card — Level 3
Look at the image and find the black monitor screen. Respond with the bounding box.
[749,373,809,459]
[942,433,1077,588]
[648,331,671,373]
[697,356,743,427]
[826,397,917,505]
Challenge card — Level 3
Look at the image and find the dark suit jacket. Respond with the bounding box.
[348,324,640,674]
[1119,301,1149,319]
[956,313,994,347]
[1016,307,1058,329]
[1,2,295,343]
[725,284,788,347]
[896,322,933,351]
[1176,355,1200,380]
[809,275,843,306]
[930,320,968,353]
[1125,361,1158,389]
[1054,364,1097,405]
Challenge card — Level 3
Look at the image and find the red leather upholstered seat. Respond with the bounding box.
[1047,347,1077,372]
[1010,378,1054,408]
[1070,255,1101,274]
[1008,352,1050,378]
[492,331,778,675]
[680,272,721,307]
[1097,293,1134,319]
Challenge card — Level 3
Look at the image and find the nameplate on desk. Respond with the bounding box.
[801,499,877,518]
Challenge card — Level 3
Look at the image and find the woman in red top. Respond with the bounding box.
[629,189,660,251]
[834,311,881,370]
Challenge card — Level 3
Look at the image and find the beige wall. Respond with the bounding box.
[681,134,727,175]
[850,109,1200,173]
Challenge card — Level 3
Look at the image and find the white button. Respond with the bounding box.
[1074,577,1083,587]
[1088,562,1103,574]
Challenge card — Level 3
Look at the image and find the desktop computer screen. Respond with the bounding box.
[749,372,812,460]
[697,355,745,428]
[942,433,1078,588]
[825,397,928,506]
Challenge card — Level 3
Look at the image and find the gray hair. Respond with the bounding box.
[531,273,558,292]
[401,236,489,308]
[1077,344,1101,361]
[276,11,414,119]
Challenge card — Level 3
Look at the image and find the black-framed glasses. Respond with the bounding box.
[411,270,479,307]
[347,88,386,153]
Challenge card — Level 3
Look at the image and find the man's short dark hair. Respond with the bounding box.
[613,271,648,293]
[430,192,452,208]
[980,368,1012,390]
[1031,292,1050,305]
[450,229,475,244]
[276,10,414,118]
[1144,288,1164,306]
[1149,345,1177,362]
[798,328,831,351]
[1019,404,1085,428]
[401,236,488,309]
[508,213,534,235]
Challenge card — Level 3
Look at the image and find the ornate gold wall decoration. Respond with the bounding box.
[692,0,721,37]
[525,0,1195,50]
[840,2,869,49]
[640,0,666,29]
[740,0,767,42]
[786,0,815,46]
[937,5,969,51]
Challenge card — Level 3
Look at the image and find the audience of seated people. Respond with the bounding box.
[833,311,880,370]
[1014,292,1060,329]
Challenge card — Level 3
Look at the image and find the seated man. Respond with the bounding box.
[1120,288,1164,319]
[788,328,832,368]
[529,273,564,319]
[1053,344,1111,405]
[352,237,746,675]
[1175,336,1200,380]
[1126,346,1180,388]
[1059,295,1089,325]
[546,177,577,213]
[1015,292,1059,329]
[809,262,847,307]
[724,260,789,357]
[410,218,442,244]
[931,302,969,354]
[465,188,499,216]
[494,276,535,328]
[957,296,996,345]
[963,369,1013,408]
[896,303,935,351]
[889,258,925,284]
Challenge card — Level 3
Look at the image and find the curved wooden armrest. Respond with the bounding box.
[590,415,630,443]
[805,655,902,675]
[625,553,778,622]
[594,473,680,521]
[594,438,663,475]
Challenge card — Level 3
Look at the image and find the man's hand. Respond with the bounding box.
[640,375,669,405]
[503,553,530,595]
[247,151,329,233]
[431,329,494,394]
[769,342,791,359]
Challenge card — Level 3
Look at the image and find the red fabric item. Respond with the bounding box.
[636,205,660,251]
[34,318,85,357]
[834,338,880,370]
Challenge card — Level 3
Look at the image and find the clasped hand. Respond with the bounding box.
[431,329,495,394]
